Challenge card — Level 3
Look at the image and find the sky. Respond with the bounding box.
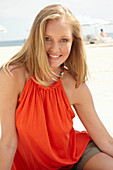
[0,0,113,41]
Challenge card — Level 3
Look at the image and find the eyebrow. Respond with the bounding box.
[45,34,71,38]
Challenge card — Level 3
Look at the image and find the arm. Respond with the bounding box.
[0,68,19,170]
[73,83,113,157]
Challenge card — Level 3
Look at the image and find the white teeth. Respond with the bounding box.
[49,55,60,58]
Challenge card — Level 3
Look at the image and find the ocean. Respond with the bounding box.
[0,32,113,47]
[0,39,25,47]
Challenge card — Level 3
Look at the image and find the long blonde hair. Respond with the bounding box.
[4,4,87,87]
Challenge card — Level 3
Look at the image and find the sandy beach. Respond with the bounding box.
[0,44,113,136]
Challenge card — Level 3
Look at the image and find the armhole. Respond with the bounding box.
[60,80,75,118]
[18,77,31,102]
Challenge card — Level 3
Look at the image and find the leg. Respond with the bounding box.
[83,152,113,170]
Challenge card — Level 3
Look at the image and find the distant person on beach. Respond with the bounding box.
[100,28,108,37]
[0,4,113,170]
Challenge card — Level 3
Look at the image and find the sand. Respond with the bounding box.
[74,44,113,136]
[0,46,22,67]
[0,44,113,136]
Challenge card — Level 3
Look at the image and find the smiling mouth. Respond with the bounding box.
[48,54,62,59]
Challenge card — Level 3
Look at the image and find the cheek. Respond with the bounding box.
[45,44,49,51]
[45,41,52,51]
[62,44,72,55]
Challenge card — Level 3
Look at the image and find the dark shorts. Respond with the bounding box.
[70,141,101,170]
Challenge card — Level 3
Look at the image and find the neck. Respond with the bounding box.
[50,64,65,81]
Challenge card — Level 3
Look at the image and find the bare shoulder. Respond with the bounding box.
[0,63,29,99]
[62,71,91,105]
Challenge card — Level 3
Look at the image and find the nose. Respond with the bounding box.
[50,41,59,52]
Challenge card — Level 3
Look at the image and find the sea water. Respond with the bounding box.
[0,39,25,47]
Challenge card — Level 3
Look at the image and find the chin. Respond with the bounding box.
[49,62,62,69]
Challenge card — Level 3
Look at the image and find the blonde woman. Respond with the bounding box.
[0,4,113,170]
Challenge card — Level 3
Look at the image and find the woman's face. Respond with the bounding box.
[45,18,73,70]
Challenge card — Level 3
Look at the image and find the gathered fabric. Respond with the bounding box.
[12,76,91,170]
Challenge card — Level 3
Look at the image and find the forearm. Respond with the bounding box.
[100,137,113,158]
[107,139,113,158]
[0,145,16,170]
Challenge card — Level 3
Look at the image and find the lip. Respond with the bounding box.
[48,53,62,60]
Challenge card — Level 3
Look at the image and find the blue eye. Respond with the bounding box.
[61,39,68,42]
[45,37,51,41]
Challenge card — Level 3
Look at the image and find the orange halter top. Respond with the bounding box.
[12,77,91,170]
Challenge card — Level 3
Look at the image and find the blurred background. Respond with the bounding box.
[0,0,113,44]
